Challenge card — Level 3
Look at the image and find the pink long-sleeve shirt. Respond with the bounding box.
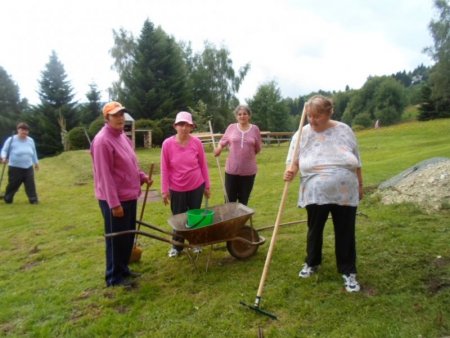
[91,123,146,209]
[160,135,210,194]
[219,123,262,176]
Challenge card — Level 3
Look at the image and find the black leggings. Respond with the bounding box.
[225,173,256,206]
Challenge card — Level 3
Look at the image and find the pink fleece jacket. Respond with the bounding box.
[160,135,210,194]
[91,124,146,208]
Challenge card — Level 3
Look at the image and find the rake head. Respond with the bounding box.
[240,300,277,320]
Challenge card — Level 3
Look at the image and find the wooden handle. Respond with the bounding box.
[208,120,229,203]
[136,163,155,235]
[255,104,307,300]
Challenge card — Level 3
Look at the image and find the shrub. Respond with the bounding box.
[88,118,104,139]
[66,127,90,150]
[158,118,176,145]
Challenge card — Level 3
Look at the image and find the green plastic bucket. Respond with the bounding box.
[186,209,215,229]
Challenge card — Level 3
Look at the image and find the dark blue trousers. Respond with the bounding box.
[99,200,136,286]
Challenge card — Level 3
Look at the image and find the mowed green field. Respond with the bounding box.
[0,119,449,337]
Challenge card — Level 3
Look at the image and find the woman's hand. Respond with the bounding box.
[204,188,211,199]
[112,206,124,218]
[284,169,295,182]
[162,192,170,206]
[143,176,153,186]
[213,145,222,157]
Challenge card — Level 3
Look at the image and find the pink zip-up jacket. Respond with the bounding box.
[219,123,262,176]
[91,123,146,209]
[160,135,210,194]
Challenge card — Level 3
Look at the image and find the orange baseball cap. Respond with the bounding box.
[102,101,128,117]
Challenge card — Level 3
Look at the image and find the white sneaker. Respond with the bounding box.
[168,248,181,258]
[191,247,202,254]
[342,273,360,292]
[299,263,318,278]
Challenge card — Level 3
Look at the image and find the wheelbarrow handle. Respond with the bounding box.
[105,230,192,249]
[136,219,174,236]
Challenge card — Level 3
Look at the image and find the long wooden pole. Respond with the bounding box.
[208,120,229,203]
[253,104,307,309]
[135,163,154,244]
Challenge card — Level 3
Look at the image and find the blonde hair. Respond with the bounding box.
[306,95,334,116]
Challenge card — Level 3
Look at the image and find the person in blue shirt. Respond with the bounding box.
[0,122,39,204]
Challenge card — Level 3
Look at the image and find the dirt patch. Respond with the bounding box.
[375,157,450,213]
[426,256,450,295]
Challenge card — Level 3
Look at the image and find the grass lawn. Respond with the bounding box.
[0,119,449,337]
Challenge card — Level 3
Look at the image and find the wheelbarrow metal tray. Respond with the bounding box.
[168,203,254,245]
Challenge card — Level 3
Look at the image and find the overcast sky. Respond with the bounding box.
[0,0,436,105]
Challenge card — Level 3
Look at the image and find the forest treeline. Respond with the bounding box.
[0,0,449,157]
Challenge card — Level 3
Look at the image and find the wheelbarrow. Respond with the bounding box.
[105,202,266,260]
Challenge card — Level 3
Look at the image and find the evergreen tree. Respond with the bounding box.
[30,51,78,156]
[80,83,102,125]
[418,84,437,120]
[0,66,23,140]
[112,20,191,120]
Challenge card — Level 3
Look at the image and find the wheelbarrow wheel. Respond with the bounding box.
[227,225,260,260]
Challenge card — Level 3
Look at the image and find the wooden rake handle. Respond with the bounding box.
[255,104,307,302]
[208,120,229,203]
[137,163,155,234]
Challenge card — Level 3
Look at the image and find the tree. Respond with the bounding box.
[332,90,354,121]
[418,84,437,120]
[247,81,291,132]
[29,51,78,156]
[343,76,406,126]
[0,66,23,140]
[111,20,191,120]
[109,28,136,100]
[284,96,305,117]
[424,0,450,118]
[189,42,249,132]
[373,78,406,125]
[80,83,102,125]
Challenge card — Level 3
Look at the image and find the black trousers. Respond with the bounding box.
[169,183,205,251]
[305,204,357,275]
[224,173,256,206]
[100,199,137,287]
[4,166,38,204]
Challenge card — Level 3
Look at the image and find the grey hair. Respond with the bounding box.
[233,104,252,116]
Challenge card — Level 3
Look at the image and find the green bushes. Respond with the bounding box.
[66,126,90,150]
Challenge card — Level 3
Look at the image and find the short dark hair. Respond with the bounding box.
[16,122,30,130]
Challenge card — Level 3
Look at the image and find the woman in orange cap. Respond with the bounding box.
[91,101,152,288]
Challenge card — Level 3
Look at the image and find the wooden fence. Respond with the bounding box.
[192,131,294,146]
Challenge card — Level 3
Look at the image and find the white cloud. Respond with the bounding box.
[0,0,434,105]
